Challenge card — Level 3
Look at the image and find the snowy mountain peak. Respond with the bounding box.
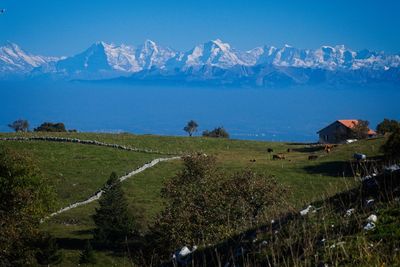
[0,42,55,74]
[2,40,400,84]
[144,39,156,46]
[211,39,231,50]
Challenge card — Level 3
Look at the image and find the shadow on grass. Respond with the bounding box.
[287,142,318,146]
[291,146,324,153]
[303,161,353,177]
[57,237,87,250]
[71,229,93,236]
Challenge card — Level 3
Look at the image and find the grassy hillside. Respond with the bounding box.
[0,132,386,266]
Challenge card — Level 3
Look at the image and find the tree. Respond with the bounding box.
[92,172,135,248]
[34,122,67,132]
[377,118,400,135]
[183,120,199,137]
[8,119,29,132]
[202,126,229,138]
[35,233,63,265]
[381,129,400,160]
[152,153,288,255]
[350,120,370,139]
[79,240,97,265]
[0,146,54,266]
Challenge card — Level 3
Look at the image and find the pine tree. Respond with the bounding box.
[92,172,134,248]
[79,240,96,264]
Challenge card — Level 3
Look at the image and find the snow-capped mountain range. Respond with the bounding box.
[1,39,399,86]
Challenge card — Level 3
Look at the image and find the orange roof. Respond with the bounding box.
[338,119,376,135]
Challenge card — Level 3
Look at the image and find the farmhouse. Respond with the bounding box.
[317,119,376,144]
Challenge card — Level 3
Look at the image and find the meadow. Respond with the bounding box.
[0,132,386,265]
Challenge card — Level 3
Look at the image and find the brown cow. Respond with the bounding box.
[324,144,334,154]
[273,154,285,160]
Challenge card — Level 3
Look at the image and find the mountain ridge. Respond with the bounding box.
[1,39,399,87]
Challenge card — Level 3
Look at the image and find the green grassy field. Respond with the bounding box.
[0,132,386,266]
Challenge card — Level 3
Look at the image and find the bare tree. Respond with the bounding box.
[8,119,29,132]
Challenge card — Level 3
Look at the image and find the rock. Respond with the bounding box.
[366,199,375,207]
[364,222,376,231]
[345,208,355,217]
[300,205,314,216]
[367,214,378,223]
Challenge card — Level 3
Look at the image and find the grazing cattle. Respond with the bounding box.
[267,148,274,153]
[273,154,285,160]
[308,155,318,160]
[250,159,256,162]
[324,144,334,153]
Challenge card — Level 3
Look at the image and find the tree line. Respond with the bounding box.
[183,120,229,138]
[8,119,76,133]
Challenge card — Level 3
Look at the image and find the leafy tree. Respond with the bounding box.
[35,233,63,265]
[92,172,135,248]
[0,146,54,266]
[381,129,400,160]
[34,122,67,132]
[183,120,199,137]
[202,126,229,138]
[350,120,370,139]
[152,153,288,254]
[79,240,97,265]
[377,118,400,135]
[8,119,29,132]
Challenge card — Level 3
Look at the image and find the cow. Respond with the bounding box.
[324,144,334,154]
[308,155,318,160]
[267,148,274,153]
[273,154,285,160]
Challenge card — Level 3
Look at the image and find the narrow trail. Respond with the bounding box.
[42,156,180,222]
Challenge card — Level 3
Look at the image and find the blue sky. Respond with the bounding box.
[0,0,399,56]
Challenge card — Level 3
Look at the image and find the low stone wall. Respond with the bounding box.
[0,136,178,155]
[41,156,180,222]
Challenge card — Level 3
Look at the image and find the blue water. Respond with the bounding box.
[0,81,399,142]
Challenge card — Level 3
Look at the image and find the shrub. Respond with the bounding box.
[377,118,400,135]
[0,146,54,266]
[34,122,67,132]
[381,129,400,160]
[202,127,229,138]
[152,153,288,254]
[79,240,97,264]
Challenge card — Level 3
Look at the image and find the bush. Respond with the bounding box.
[377,118,400,135]
[381,129,400,160]
[202,127,229,138]
[34,122,67,132]
[79,240,97,265]
[35,233,63,265]
[0,146,54,266]
[152,153,288,254]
